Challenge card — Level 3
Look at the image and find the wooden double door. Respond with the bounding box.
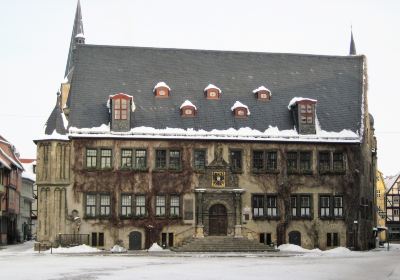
[209,204,228,236]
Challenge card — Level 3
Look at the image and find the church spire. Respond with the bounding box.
[64,0,85,78]
[349,28,356,55]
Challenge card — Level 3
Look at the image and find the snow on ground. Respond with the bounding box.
[1,241,400,280]
[148,242,164,251]
[43,244,101,253]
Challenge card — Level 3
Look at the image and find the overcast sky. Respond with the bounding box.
[0,0,399,176]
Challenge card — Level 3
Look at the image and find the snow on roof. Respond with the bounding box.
[231,101,250,115]
[68,125,359,143]
[106,93,136,112]
[0,147,23,170]
[153,82,171,91]
[75,33,85,38]
[22,162,36,182]
[288,97,317,110]
[35,130,69,141]
[252,86,271,95]
[204,84,221,93]
[180,100,197,110]
[384,173,400,191]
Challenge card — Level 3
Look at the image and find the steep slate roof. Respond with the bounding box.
[45,96,67,135]
[59,44,363,137]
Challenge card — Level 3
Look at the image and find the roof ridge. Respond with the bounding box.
[77,44,364,59]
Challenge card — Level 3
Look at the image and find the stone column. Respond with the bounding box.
[195,189,205,238]
[233,190,243,238]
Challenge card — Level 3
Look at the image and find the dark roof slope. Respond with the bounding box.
[65,44,364,133]
[45,97,67,135]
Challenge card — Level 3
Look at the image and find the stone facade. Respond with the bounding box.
[36,124,377,250]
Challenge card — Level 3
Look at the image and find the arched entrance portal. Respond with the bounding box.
[209,204,227,236]
[288,231,301,246]
[129,231,142,250]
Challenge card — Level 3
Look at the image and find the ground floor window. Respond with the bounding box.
[91,232,104,247]
[259,232,272,246]
[161,232,174,248]
[327,232,339,247]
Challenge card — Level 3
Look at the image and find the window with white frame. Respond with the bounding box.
[170,195,180,216]
[156,195,166,216]
[135,195,146,216]
[100,194,111,216]
[121,194,132,217]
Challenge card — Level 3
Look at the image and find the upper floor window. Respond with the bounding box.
[100,149,112,169]
[318,151,346,174]
[154,82,171,98]
[85,193,111,218]
[319,195,344,218]
[194,149,206,170]
[121,149,147,170]
[135,195,146,216]
[287,151,312,174]
[291,194,312,218]
[156,195,166,216]
[204,84,221,100]
[252,195,264,217]
[99,194,111,217]
[231,101,250,117]
[155,149,181,170]
[86,149,97,168]
[170,195,180,217]
[180,100,197,117]
[230,150,242,172]
[86,194,96,217]
[121,194,132,217]
[253,86,271,101]
[266,196,278,217]
[252,150,278,173]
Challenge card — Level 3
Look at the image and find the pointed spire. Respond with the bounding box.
[64,0,85,78]
[349,27,356,55]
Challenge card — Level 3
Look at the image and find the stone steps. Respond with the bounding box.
[172,236,278,252]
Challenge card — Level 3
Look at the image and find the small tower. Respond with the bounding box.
[64,0,85,78]
[349,28,357,55]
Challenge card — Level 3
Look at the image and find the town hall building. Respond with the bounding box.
[35,1,377,251]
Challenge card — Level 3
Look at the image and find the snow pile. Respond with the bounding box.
[204,84,221,93]
[323,247,352,255]
[153,82,171,91]
[180,100,197,110]
[279,244,355,256]
[278,244,321,253]
[230,101,250,115]
[44,244,101,254]
[148,243,163,252]
[252,86,271,95]
[110,245,127,253]
[287,97,317,109]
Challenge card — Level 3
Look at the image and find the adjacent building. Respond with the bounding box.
[20,159,37,240]
[0,135,23,244]
[385,173,400,241]
[376,170,387,242]
[35,1,377,251]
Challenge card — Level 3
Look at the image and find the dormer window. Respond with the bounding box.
[231,101,250,117]
[253,86,271,101]
[108,93,135,132]
[204,84,221,99]
[180,100,197,117]
[114,98,128,120]
[288,97,317,134]
[153,82,171,98]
